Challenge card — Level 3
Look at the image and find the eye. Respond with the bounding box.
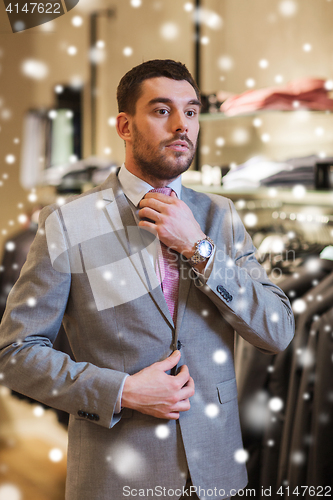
[156,108,169,115]
[185,110,197,117]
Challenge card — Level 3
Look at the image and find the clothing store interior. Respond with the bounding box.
[1,0,333,498]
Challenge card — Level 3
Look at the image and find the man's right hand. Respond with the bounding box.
[121,350,195,420]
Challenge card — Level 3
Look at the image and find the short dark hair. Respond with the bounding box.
[116,59,200,115]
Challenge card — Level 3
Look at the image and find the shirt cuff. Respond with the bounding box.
[114,374,129,414]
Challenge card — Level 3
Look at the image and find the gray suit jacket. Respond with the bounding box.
[0,171,294,500]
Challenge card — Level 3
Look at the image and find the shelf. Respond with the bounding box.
[199,109,333,122]
[182,184,333,207]
[182,185,333,230]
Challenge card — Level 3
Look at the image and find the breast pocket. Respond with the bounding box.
[216,378,238,404]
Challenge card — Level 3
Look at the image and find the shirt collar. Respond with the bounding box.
[118,163,182,207]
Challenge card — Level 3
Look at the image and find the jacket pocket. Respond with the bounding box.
[217,378,238,404]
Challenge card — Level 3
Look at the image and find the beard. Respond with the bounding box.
[131,122,197,182]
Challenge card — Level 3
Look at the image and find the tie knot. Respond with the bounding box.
[149,187,173,196]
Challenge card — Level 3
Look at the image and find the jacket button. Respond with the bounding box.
[177,340,182,350]
[216,285,233,302]
[77,410,84,417]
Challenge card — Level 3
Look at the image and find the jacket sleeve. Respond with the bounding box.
[194,198,295,354]
[0,205,128,429]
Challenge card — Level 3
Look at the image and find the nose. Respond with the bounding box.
[172,110,188,134]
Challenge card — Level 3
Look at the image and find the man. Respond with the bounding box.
[0,60,294,500]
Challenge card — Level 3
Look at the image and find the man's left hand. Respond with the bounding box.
[138,191,205,258]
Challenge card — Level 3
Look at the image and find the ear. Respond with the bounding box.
[116,112,132,142]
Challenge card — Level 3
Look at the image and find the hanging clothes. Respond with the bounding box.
[235,255,333,498]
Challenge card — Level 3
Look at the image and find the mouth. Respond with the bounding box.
[165,141,190,152]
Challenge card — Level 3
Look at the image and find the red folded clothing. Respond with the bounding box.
[220,78,333,116]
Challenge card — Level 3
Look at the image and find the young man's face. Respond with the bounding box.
[128,76,201,182]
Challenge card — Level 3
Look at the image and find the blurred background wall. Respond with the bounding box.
[1,2,333,498]
[1,0,333,256]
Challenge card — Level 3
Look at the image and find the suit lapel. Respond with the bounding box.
[175,259,192,332]
[100,171,174,329]
[175,186,205,333]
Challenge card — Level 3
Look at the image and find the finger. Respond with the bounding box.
[139,198,161,210]
[138,206,162,222]
[179,381,195,400]
[143,192,175,204]
[181,376,195,394]
[138,221,161,237]
[140,197,171,213]
[178,364,190,376]
[170,191,177,198]
[164,412,180,420]
[156,350,181,371]
[171,399,191,412]
[184,376,195,389]
[174,364,190,386]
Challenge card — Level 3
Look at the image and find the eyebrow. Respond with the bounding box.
[147,97,202,108]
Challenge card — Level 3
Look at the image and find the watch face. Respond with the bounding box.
[198,240,213,258]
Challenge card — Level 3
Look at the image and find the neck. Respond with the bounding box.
[124,161,179,188]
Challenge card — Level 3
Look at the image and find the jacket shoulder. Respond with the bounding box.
[39,171,120,224]
[182,185,233,210]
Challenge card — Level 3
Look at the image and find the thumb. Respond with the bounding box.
[157,350,181,371]
[170,191,177,198]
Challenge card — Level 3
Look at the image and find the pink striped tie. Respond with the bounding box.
[149,188,179,325]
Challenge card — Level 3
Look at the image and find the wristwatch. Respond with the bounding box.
[188,236,214,266]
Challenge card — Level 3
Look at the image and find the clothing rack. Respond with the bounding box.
[222,186,333,497]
